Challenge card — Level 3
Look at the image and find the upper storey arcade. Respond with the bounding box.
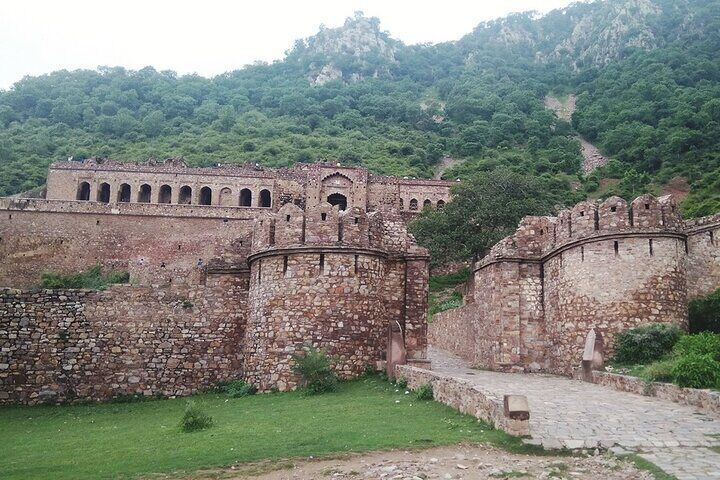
[44,158,453,215]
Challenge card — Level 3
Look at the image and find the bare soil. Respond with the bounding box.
[182,444,652,479]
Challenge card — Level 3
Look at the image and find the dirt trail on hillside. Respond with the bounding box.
[433,155,464,180]
[544,94,608,174]
[192,444,650,479]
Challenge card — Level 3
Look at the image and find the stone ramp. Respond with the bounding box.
[428,347,720,479]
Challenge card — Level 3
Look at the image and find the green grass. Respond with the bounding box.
[626,454,678,480]
[0,376,531,480]
[40,265,129,290]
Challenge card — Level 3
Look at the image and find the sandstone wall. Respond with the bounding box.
[0,272,247,404]
[244,251,388,391]
[686,214,720,299]
[543,236,688,374]
[0,198,255,288]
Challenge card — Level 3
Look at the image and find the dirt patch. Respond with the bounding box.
[579,138,609,174]
[544,94,576,122]
[434,156,465,180]
[661,176,691,202]
[183,444,653,479]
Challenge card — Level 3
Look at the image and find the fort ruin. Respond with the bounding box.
[1,158,719,404]
[0,159,451,403]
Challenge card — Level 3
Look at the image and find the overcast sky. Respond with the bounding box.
[0,0,576,90]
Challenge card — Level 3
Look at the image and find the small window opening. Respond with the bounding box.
[539,229,544,235]
[354,255,359,274]
[96,220,100,226]
[614,241,619,256]
[610,206,617,212]
[580,211,585,217]
[354,218,358,225]
[286,215,291,222]
[710,231,715,245]
[319,253,325,272]
[645,203,650,210]
[649,239,654,256]
[321,213,327,221]
[283,256,288,274]
[257,260,262,284]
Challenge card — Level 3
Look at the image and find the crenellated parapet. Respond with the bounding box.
[476,194,688,270]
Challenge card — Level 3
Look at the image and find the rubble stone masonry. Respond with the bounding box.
[0,159,437,403]
[430,195,720,375]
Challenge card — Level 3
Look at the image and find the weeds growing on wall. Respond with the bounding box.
[213,380,257,398]
[415,384,434,401]
[292,347,338,395]
[40,265,129,290]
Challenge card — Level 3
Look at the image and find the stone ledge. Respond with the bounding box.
[574,369,720,417]
[395,364,529,437]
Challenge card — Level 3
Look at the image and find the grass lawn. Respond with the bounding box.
[0,376,528,480]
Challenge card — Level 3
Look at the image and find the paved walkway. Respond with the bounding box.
[428,347,720,480]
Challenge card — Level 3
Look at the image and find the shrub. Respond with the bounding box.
[215,380,257,397]
[688,288,720,333]
[40,265,129,290]
[673,332,720,360]
[613,323,682,364]
[180,401,213,432]
[292,347,338,395]
[671,353,720,389]
[642,358,676,383]
[415,384,433,400]
[396,377,408,389]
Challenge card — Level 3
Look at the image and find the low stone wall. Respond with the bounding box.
[574,369,720,417]
[0,277,247,404]
[396,364,529,436]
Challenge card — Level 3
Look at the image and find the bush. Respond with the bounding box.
[40,265,129,290]
[292,347,338,395]
[396,377,408,389]
[671,353,720,389]
[642,358,676,383]
[180,401,213,432]
[214,380,257,397]
[673,332,720,360]
[688,288,720,333]
[613,323,682,364]
[415,384,433,400]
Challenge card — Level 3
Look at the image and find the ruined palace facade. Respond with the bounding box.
[430,195,720,375]
[0,159,452,403]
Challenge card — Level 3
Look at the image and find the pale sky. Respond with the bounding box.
[0,0,576,90]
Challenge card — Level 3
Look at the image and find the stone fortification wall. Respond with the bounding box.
[244,202,429,391]
[0,198,255,288]
[0,272,247,404]
[430,194,719,375]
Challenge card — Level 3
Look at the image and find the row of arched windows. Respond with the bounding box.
[400,198,446,211]
[76,181,272,207]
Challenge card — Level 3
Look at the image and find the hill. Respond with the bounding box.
[0,1,719,215]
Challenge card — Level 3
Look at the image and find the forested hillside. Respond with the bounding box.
[1,0,718,216]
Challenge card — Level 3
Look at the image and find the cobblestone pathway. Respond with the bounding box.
[428,347,720,480]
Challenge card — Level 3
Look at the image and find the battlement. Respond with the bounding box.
[477,194,689,269]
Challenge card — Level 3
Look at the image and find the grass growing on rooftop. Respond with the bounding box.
[0,376,532,480]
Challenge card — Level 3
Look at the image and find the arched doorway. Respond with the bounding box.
[199,187,212,205]
[97,183,110,203]
[138,184,152,203]
[240,188,252,207]
[117,184,131,203]
[219,187,233,206]
[179,186,192,204]
[159,185,172,203]
[259,189,271,208]
[76,182,90,201]
[327,193,348,211]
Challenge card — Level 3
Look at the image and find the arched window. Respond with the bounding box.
[399,198,404,210]
[97,183,110,203]
[219,187,233,206]
[76,182,90,201]
[260,189,271,208]
[159,185,172,203]
[437,200,446,210]
[138,184,151,203]
[179,186,192,204]
[327,193,347,211]
[117,183,131,203]
[409,198,418,211]
[240,188,252,207]
[199,186,212,205]
[423,199,432,209]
